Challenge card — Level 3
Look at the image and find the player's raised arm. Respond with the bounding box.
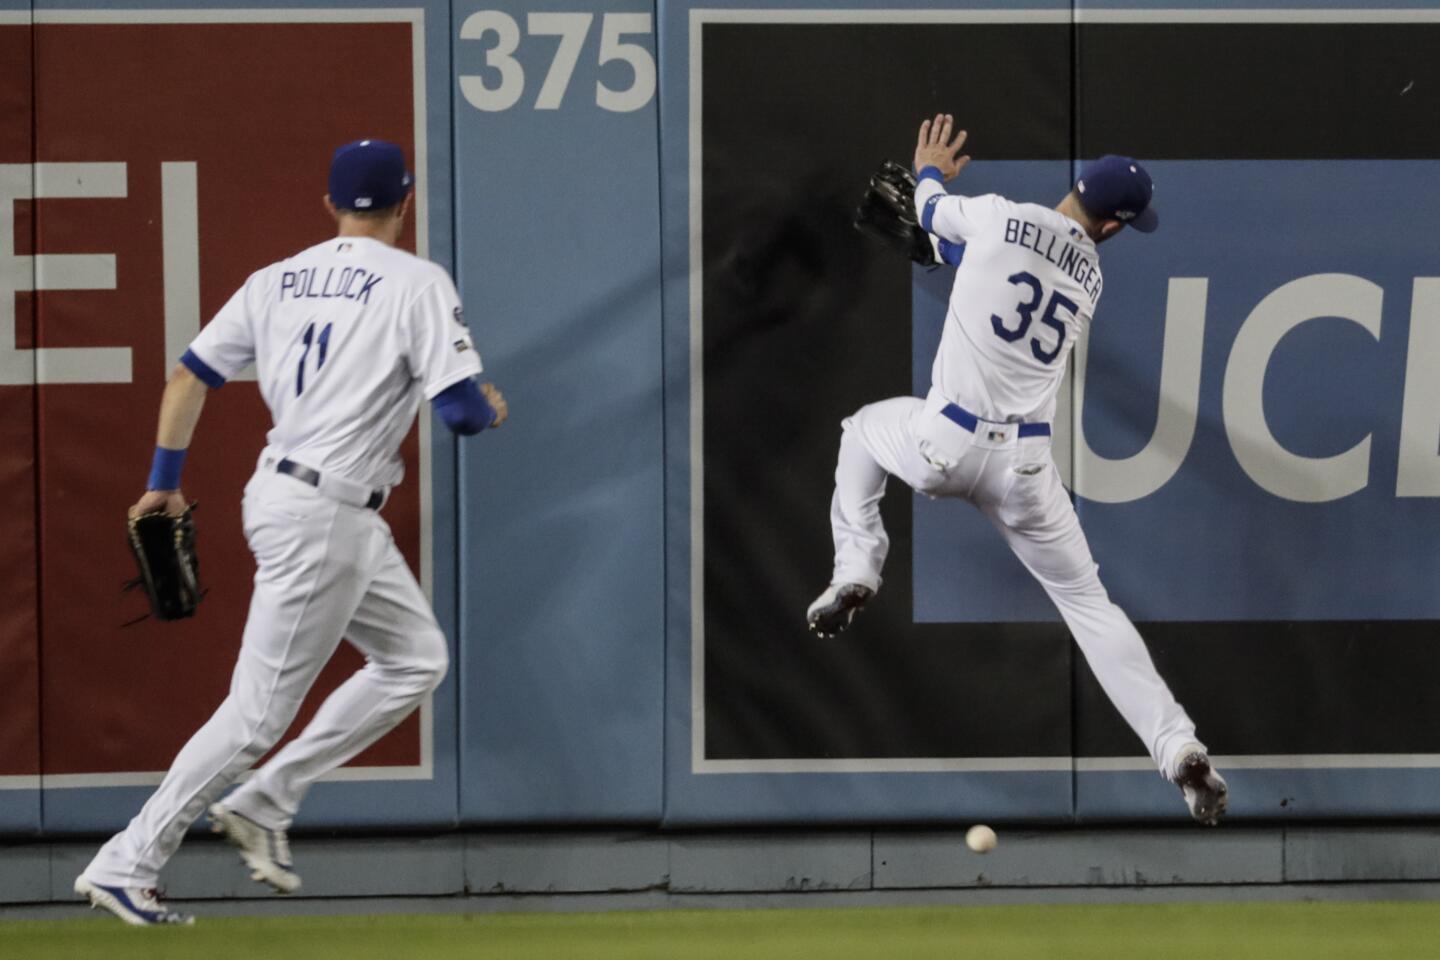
[852,160,964,268]
[910,114,996,247]
[912,113,970,182]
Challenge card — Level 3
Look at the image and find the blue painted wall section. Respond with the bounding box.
[453,0,665,823]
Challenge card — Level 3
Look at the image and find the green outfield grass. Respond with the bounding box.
[4,901,1437,960]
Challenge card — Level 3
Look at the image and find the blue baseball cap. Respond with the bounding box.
[328,139,413,211]
[1075,155,1158,233]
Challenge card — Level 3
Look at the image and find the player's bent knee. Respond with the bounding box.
[913,470,947,496]
[838,418,880,468]
[841,402,883,438]
[420,647,449,692]
[407,631,449,693]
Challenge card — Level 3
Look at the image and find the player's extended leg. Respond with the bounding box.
[217,532,447,889]
[80,489,369,898]
[812,397,938,635]
[984,453,1225,821]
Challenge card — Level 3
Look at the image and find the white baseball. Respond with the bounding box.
[965,824,997,854]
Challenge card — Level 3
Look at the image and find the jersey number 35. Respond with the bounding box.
[991,271,1076,366]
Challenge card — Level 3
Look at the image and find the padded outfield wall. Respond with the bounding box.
[2,1,1439,836]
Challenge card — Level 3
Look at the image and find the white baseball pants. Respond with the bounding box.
[828,392,1200,779]
[85,468,448,888]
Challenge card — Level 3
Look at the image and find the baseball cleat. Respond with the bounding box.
[1174,746,1228,826]
[208,803,302,893]
[806,582,874,637]
[74,875,194,926]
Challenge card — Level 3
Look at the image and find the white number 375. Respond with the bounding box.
[459,11,656,113]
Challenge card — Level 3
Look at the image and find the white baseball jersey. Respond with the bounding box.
[820,183,1200,785]
[915,181,1102,425]
[85,236,476,893]
[187,236,482,488]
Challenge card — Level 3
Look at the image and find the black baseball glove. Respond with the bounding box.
[126,505,202,621]
[853,160,939,266]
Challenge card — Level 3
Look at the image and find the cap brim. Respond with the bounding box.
[1130,205,1159,233]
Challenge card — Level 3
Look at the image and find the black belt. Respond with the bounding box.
[276,458,385,510]
[941,402,1051,439]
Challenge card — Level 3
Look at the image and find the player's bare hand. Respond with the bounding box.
[913,113,971,181]
[481,382,508,427]
[129,489,188,519]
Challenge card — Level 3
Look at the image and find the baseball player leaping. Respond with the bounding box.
[807,115,1227,825]
[76,140,507,925]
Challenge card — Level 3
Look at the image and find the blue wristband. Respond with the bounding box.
[147,446,187,491]
[918,165,944,184]
[937,238,965,267]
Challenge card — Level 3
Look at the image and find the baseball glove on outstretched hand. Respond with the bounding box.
[853,160,939,267]
[126,505,202,621]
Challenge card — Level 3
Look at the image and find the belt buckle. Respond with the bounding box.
[983,424,1012,443]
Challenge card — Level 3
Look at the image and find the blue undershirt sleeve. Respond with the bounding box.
[180,348,226,389]
[937,238,965,267]
[433,378,496,436]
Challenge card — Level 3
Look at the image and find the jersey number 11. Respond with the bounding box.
[296,321,333,396]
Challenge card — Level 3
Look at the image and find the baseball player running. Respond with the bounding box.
[75,139,507,924]
[807,115,1227,825]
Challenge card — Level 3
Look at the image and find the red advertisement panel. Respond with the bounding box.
[33,18,427,777]
[0,22,40,781]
